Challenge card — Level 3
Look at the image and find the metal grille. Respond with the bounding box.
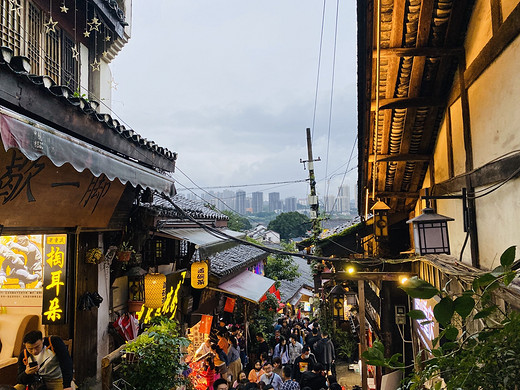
[61,33,78,90]
[27,2,41,73]
[44,25,60,83]
[0,0,22,55]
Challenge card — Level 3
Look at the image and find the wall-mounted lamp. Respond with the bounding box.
[407,188,467,255]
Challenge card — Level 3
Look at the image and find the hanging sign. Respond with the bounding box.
[191,261,208,289]
[42,234,68,324]
[224,297,236,313]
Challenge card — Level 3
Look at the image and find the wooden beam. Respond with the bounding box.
[374,47,464,58]
[491,0,503,35]
[375,191,419,199]
[321,272,416,282]
[369,153,431,162]
[432,151,520,196]
[371,97,444,110]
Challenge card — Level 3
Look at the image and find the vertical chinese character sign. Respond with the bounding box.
[191,261,208,289]
[43,234,67,324]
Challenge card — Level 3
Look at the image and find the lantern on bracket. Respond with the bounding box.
[371,200,391,238]
[329,284,347,323]
[407,208,454,255]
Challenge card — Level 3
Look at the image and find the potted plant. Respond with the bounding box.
[120,317,191,390]
[117,241,135,262]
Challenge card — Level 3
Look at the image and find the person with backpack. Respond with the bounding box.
[16,330,73,390]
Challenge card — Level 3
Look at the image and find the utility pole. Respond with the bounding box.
[300,128,321,244]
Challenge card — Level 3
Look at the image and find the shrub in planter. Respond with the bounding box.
[120,317,192,390]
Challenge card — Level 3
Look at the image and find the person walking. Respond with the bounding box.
[273,336,290,366]
[248,360,265,383]
[16,330,73,390]
[291,346,316,384]
[299,363,327,390]
[287,335,303,365]
[259,363,283,390]
[313,331,335,375]
[227,336,243,384]
[280,366,299,390]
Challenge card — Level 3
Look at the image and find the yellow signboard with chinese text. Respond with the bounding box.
[42,234,67,324]
[191,261,208,289]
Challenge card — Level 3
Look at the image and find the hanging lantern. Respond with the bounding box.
[329,284,346,324]
[407,208,454,255]
[371,200,391,238]
[191,261,208,289]
[144,273,166,309]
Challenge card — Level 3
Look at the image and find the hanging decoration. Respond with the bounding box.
[105,35,111,42]
[83,0,90,37]
[71,0,78,61]
[88,16,101,31]
[191,261,208,289]
[44,17,58,33]
[44,0,57,34]
[60,1,68,13]
[72,46,79,60]
[8,0,23,17]
[144,273,166,309]
[90,58,100,72]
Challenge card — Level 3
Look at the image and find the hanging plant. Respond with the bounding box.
[117,241,135,262]
[86,248,105,264]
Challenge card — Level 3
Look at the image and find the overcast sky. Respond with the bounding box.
[111,0,357,205]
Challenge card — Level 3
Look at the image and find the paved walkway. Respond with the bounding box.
[335,361,361,389]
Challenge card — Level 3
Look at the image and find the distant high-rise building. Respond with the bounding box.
[219,190,235,211]
[324,195,337,213]
[268,192,281,212]
[337,185,351,213]
[252,192,263,213]
[235,190,246,215]
[284,197,297,212]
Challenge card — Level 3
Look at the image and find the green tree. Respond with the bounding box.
[267,212,311,239]
[222,210,252,231]
[265,241,300,283]
[362,246,520,390]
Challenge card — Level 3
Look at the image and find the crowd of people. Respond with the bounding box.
[190,315,347,390]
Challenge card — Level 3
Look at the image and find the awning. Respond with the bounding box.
[0,108,175,195]
[159,227,245,247]
[218,271,276,304]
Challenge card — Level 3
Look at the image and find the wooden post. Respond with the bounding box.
[359,280,368,390]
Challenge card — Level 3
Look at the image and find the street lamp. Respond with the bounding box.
[407,208,454,255]
[329,284,347,322]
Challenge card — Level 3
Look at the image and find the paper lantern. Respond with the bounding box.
[191,261,208,289]
[144,273,166,309]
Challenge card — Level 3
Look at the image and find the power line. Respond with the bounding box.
[175,178,308,191]
[311,0,327,141]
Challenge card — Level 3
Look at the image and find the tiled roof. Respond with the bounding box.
[209,244,267,278]
[0,47,176,164]
[150,194,229,220]
[278,256,314,303]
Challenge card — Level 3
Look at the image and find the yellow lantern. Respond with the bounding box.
[191,261,208,289]
[144,273,166,309]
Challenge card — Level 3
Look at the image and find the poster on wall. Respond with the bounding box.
[0,235,44,290]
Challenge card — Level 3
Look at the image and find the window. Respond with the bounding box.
[0,0,23,55]
[1,0,79,88]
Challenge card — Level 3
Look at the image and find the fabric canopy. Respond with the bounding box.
[218,271,275,304]
[0,109,175,195]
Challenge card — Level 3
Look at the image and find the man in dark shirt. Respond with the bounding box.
[256,332,269,358]
[291,346,316,384]
[305,328,320,355]
[300,363,327,390]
